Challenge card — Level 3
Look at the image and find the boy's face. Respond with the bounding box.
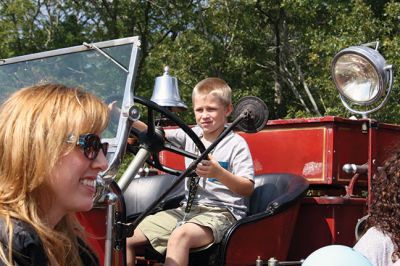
[193,93,232,139]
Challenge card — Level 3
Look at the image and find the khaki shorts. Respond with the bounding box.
[137,204,236,255]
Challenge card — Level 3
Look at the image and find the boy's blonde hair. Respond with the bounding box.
[0,83,109,265]
[192,77,232,107]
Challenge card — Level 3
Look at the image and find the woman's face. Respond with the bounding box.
[45,141,108,227]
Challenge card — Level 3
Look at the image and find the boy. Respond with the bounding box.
[126,77,255,266]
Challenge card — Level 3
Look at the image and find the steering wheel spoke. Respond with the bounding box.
[146,107,155,135]
[164,142,198,160]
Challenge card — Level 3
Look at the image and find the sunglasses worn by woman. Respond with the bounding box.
[69,133,109,160]
[0,84,109,266]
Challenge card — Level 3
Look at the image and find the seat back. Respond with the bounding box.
[248,173,309,215]
[123,174,184,220]
[214,173,309,266]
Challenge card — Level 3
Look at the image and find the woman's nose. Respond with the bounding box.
[93,151,108,171]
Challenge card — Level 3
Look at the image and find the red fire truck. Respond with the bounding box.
[0,37,394,265]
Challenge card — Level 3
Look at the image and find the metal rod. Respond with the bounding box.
[104,192,118,266]
[83,42,129,73]
[118,148,151,192]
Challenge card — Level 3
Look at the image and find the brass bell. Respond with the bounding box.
[150,66,187,112]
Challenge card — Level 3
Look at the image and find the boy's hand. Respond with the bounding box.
[108,100,121,118]
[196,156,254,196]
[195,155,222,178]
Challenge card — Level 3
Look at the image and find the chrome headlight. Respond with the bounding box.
[331,43,393,116]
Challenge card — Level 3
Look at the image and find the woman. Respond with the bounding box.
[0,84,109,265]
[354,151,400,266]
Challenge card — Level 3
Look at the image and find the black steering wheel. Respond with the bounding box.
[128,96,206,175]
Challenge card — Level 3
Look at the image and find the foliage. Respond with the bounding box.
[1,0,400,123]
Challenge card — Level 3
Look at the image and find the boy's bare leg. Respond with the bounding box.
[164,223,214,266]
[126,228,150,266]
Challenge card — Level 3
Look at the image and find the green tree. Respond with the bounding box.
[1,0,400,123]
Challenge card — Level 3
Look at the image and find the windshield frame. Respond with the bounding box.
[0,36,141,173]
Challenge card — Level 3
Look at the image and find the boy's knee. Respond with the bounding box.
[126,228,149,248]
[171,226,191,238]
[169,228,190,245]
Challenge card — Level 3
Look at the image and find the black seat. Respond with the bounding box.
[248,173,309,215]
[123,174,185,221]
[124,173,309,266]
[209,173,309,265]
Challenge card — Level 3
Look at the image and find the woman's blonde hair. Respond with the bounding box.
[192,77,232,107]
[0,83,109,265]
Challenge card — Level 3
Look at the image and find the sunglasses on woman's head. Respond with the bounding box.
[69,133,108,160]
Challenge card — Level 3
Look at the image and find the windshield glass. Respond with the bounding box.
[0,37,140,141]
